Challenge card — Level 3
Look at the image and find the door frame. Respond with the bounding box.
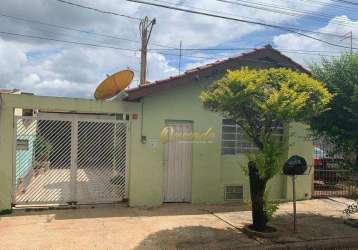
[163,120,193,203]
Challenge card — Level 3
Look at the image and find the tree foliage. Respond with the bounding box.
[200,67,331,177]
[200,67,331,231]
[344,199,358,216]
[310,54,358,171]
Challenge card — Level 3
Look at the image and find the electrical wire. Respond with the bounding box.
[0,30,139,52]
[0,30,219,60]
[0,18,344,57]
[220,0,358,30]
[150,0,348,39]
[0,12,177,50]
[331,0,358,7]
[10,0,353,51]
[0,11,348,56]
[149,47,343,54]
[296,0,358,12]
[0,29,344,67]
[0,13,138,43]
[127,0,357,50]
[52,0,142,21]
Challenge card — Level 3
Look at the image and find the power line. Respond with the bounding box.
[0,11,347,56]
[150,47,343,57]
[52,0,142,21]
[127,0,357,50]
[157,47,342,59]
[0,29,343,67]
[0,12,177,49]
[0,30,217,60]
[0,15,145,51]
[0,12,140,44]
[220,0,358,30]
[296,0,358,12]
[0,30,139,52]
[154,51,340,69]
[331,0,358,7]
[178,50,340,57]
[0,17,343,57]
[0,29,349,84]
[150,47,342,53]
[7,0,352,52]
[150,0,348,39]
[3,6,353,54]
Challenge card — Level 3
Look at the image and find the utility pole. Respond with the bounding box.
[139,16,156,86]
[341,31,353,54]
[178,40,182,74]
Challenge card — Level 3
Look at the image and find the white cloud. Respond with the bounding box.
[147,52,177,79]
[23,73,40,84]
[0,39,29,87]
[0,37,178,97]
[0,0,330,97]
[273,15,358,67]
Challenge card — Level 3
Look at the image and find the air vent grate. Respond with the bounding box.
[225,185,243,201]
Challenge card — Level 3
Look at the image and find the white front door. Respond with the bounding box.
[164,121,193,202]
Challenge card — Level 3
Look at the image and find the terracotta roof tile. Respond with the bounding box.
[126,45,308,101]
[0,88,18,94]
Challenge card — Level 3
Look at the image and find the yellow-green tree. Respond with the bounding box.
[200,67,331,231]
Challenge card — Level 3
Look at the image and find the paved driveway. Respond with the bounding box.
[16,168,124,204]
[0,199,357,249]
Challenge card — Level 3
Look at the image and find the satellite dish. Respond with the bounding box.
[94,69,134,100]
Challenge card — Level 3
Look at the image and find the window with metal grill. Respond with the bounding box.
[221,119,284,155]
[224,185,243,201]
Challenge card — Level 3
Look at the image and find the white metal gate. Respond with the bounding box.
[13,115,129,206]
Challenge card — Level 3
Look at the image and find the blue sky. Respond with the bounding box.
[0,0,358,97]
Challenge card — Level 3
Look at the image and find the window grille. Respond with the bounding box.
[224,185,243,200]
[221,119,284,155]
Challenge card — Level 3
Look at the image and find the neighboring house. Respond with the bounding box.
[125,45,313,205]
[0,90,36,197]
[0,89,19,94]
[0,89,34,116]
[0,45,313,210]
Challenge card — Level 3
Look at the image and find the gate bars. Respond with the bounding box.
[13,116,129,205]
[313,138,358,198]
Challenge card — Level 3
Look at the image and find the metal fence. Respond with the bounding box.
[314,169,358,198]
[313,138,358,198]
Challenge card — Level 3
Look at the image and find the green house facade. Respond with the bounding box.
[126,45,313,206]
[0,46,313,210]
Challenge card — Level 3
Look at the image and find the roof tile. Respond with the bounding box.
[126,45,308,101]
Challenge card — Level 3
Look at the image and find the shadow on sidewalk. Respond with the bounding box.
[132,225,260,250]
[6,202,250,220]
[133,212,358,249]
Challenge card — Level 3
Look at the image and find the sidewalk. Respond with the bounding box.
[0,199,357,249]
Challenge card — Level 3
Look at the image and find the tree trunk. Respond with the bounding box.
[248,161,268,231]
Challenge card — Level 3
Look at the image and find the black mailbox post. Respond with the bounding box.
[283,155,307,175]
[283,155,308,233]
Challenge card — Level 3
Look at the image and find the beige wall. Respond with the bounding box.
[0,94,139,210]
